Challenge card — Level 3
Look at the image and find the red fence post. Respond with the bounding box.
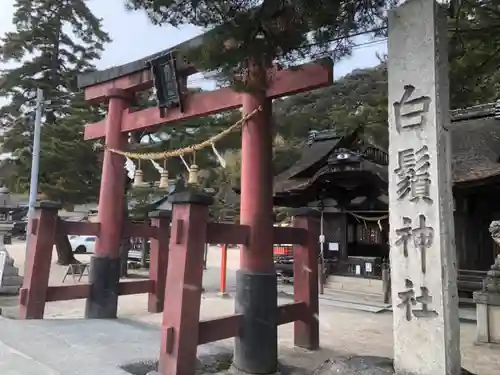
[148,210,171,313]
[19,201,61,319]
[292,209,320,350]
[158,191,212,375]
[220,244,228,297]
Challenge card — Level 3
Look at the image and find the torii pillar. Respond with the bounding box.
[235,71,277,373]
[79,52,332,371]
[86,89,130,318]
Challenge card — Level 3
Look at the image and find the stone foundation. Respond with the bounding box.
[473,291,500,345]
[121,347,233,375]
[128,355,476,375]
[307,356,474,375]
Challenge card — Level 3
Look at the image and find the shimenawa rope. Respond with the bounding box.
[105,106,262,161]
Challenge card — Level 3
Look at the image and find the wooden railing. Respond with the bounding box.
[19,199,321,374]
[19,205,172,318]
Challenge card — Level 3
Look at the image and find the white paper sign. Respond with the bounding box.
[365,262,372,273]
[355,265,361,275]
[328,242,339,251]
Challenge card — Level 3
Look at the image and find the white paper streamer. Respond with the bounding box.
[179,154,190,171]
[211,143,227,168]
[150,159,164,174]
[124,157,136,180]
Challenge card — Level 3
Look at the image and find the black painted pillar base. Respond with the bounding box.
[233,270,278,374]
[84,256,121,319]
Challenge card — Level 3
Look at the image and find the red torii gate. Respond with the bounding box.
[77,34,332,375]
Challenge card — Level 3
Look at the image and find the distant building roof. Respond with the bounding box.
[272,102,500,206]
[450,103,500,183]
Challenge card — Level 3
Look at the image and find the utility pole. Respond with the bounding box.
[25,88,44,258]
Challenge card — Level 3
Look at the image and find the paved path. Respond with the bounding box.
[0,243,499,374]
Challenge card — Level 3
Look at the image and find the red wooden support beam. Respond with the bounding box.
[198,313,243,345]
[57,220,100,236]
[40,280,154,303]
[148,210,171,313]
[19,201,61,319]
[84,69,153,103]
[83,59,333,140]
[82,58,332,105]
[123,221,159,239]
[159,191,212,375]
[196,302,308,346]
[292,211,320,350]
[206,223,249,245]
[45,284,90,302]
[273,226,308,246]
[118,280,154,295]
[277,302,307,325]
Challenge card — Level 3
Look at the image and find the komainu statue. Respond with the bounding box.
[484,221,500,293]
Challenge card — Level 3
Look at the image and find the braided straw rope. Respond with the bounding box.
[106,106,262,160]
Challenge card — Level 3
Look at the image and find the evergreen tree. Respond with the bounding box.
[124,0,389,87]
[0,0,110,206]
[448,0,500,108]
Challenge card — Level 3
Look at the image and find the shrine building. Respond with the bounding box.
[272,102,500,301]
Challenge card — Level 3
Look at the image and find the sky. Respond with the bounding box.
[0,0,387,89]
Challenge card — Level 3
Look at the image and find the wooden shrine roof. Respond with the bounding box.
[275,103,500,195]
[450,106,500,183]
[273,127,387,195]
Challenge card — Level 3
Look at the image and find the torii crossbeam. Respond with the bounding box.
[82,60,332,139]
[78,33,332,375]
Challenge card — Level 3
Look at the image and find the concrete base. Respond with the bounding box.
[234,270,278,374]
[0,317,478,375]
[474,291,500,345]
[85,256,121,319]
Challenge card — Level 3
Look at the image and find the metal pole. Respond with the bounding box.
[25,88,44,258]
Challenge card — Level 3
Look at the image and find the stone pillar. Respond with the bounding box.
[292,209,320,350]
[85,89,130,319]
[235,85,277,374]
[158,191,211,375]
[388,1,461,375]
[147,210,171,313]
[0,221,23,295]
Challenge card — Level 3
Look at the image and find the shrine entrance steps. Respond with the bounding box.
[323,276,391,313]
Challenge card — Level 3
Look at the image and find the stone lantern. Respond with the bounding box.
[0,186,23,295]
[473,220,500,344]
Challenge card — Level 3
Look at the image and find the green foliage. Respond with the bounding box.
[124,0,389,88]
[0,0,110,205]
[448,0,500,108]
[273,62,388,148]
